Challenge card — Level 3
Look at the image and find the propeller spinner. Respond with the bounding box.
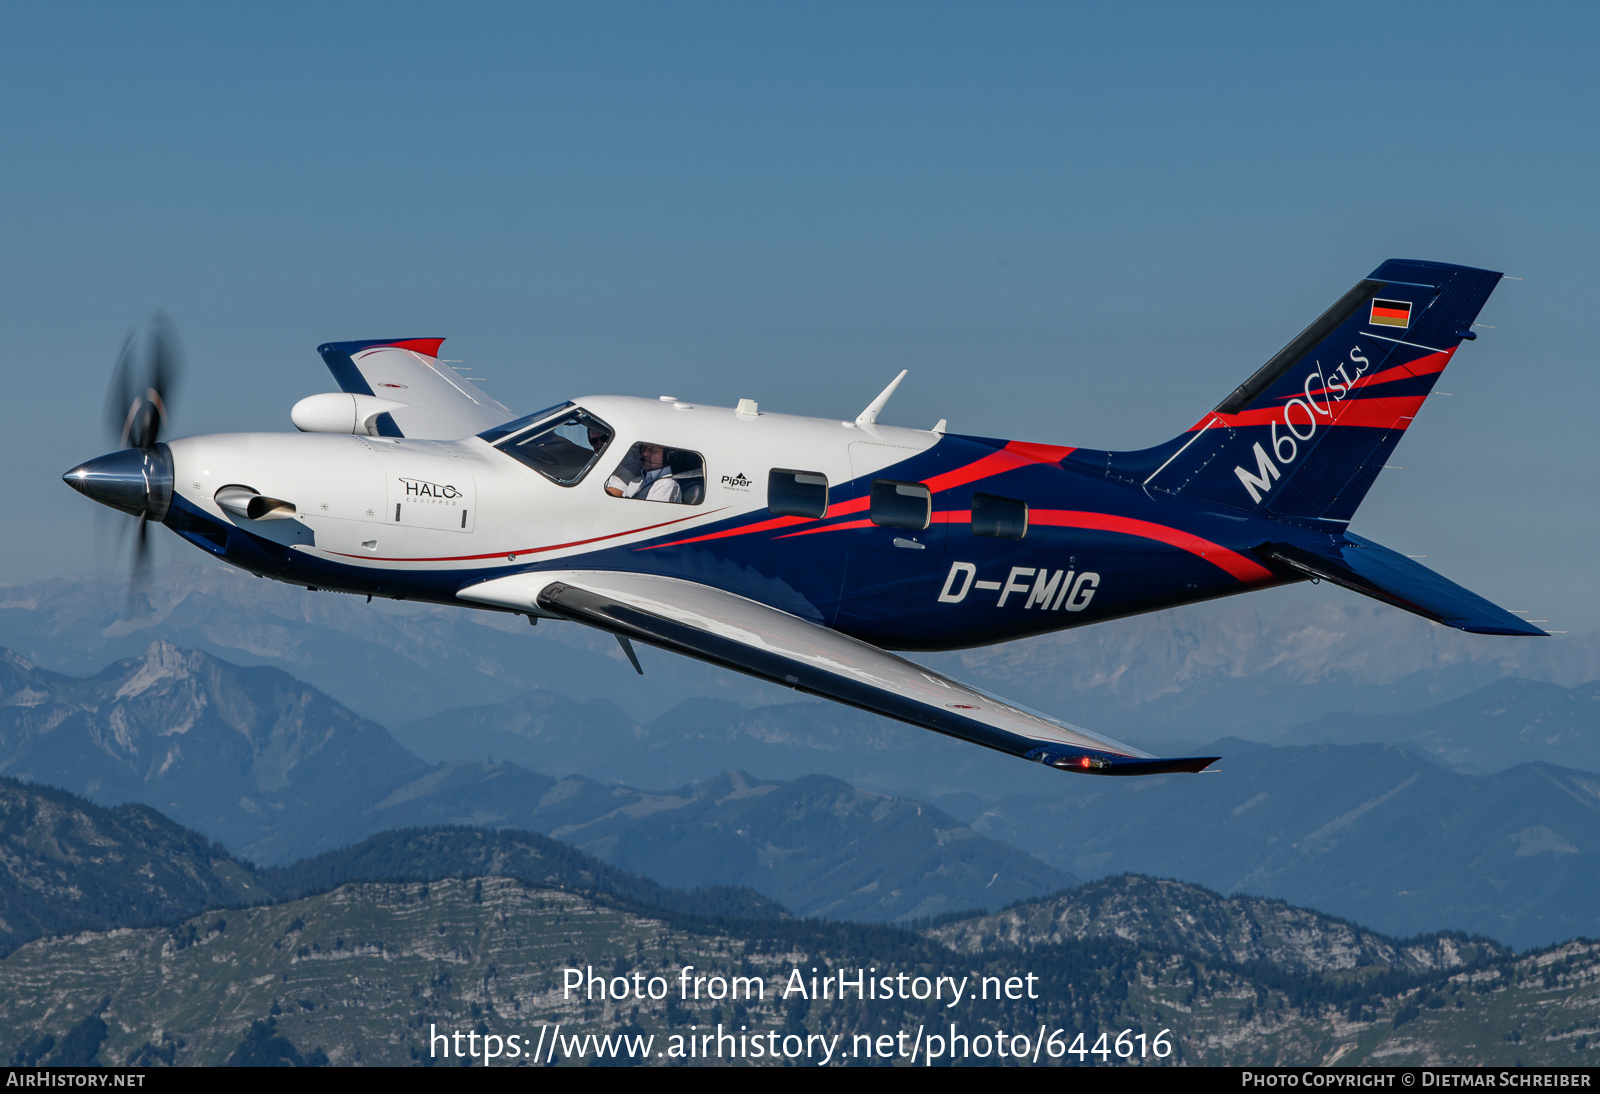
[63,313,184,573]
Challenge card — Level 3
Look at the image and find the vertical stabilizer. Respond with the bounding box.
[1095,260,1501,526]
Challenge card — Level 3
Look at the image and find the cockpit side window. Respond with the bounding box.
[492,408,613,486]
[604,443,705,505]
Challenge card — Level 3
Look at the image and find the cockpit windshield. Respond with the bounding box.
[487,406,614,486]
[477,402,574,445]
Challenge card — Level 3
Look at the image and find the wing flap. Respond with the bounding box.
[457,569,1217,776]
[317,338,511,439]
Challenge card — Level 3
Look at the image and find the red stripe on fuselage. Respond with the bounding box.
[638,513,814,550]
[776,508,1272,584]
[642,440,1074,550]
[1006,439,1078,463]
[776,519,875,538]
[324,509,718,563]
[1028,510,1275,583]
[918,441,1076,494]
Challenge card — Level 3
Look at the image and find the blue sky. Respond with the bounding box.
[5,2,1596,630]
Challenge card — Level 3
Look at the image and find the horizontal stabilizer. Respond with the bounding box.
[1256,534,1546,636]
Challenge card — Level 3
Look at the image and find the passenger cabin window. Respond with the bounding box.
[870,479,931,531]
[491,408,613,486]
[605,443,705,505]
[971,493,1028,539]
[768,469,828,518]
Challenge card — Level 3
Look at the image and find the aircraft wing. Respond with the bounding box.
[458,569,1217,776]
[317,338,512,439]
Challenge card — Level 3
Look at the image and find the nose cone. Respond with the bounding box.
[63,444,174,521]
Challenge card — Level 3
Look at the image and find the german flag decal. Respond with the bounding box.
[1370,299,1412,328]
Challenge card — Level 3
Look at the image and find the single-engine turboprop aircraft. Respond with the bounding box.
[65,259,1543,777]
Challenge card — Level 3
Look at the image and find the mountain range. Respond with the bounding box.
[2,562,1597,946]
[0,643,1071,921]
[0,805,1592,1067]
[960,741,1600,949]
[396,675,1600,801]
[0,777,785,959]
[2,744,1598,1066]
[0,777,262,958]
[4,563,1595,741]
[0,643,425,863]
[1285,677,1600,774]
[3,637,1598,945]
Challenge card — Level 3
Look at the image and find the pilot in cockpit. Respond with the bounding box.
[605,442,707,504]
[605,442,682,502]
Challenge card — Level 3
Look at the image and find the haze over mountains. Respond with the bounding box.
[965,744,1600,949]
[392,684,1600,946]
[0,642,1069,921]
[0,640,1597,943]
[0,777,785,959]
[3,563,1595,740]
[1,564,1597,947]
[1286,677,1600,775]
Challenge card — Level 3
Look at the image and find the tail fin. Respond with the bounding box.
[1091,259,1501,525]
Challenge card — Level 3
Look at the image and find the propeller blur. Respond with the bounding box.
[66,313,183,579]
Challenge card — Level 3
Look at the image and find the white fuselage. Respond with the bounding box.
[165,395,940,582]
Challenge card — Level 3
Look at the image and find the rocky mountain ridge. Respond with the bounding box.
[0,775,788,959]
[0,668,1075,924]
[0,776,263,958]
[1,771,1595,1068]
[0,641,425,863]
[930,875,1509,975]
[0,873,1594,1067]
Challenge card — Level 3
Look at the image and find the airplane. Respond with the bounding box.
[63,259,1544,778]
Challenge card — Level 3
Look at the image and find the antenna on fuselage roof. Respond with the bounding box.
[855,370,908,427]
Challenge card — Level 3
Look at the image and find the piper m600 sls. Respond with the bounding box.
[64,259,1543,777]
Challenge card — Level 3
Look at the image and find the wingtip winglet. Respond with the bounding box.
[1026,748,1220,776]
[1096,755,1220,776]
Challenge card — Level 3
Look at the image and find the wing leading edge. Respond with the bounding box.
[457,570,1217,776]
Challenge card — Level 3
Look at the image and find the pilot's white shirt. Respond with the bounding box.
[607,465,681,503]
